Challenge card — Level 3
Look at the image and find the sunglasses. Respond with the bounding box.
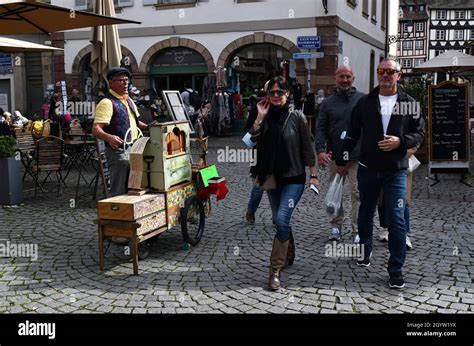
[377,68,399,76]
[267,89,286,97]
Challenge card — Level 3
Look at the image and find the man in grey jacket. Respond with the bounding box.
[315,65,364,243]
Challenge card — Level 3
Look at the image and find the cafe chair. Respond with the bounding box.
[31,136,65,197]
[14,127,36,182]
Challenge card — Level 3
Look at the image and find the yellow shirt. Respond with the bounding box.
[94,89,140,141]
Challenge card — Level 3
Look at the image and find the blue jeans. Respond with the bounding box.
[247,185,264,214]
[357,166,407,274]
[266,184,304,241]
[378,202,410,234]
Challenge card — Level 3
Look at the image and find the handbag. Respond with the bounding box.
[253,174,277,190]
[408,155,420,173]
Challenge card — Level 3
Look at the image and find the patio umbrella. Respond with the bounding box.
[90,0,122,91]
[0,0,140,34]
[413,50,474,75]
[0,36,62,52]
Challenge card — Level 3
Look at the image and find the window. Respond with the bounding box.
[420,5,424,11]
[75,0,90,10]
[454,30,464,40]
[415,40,424,50]
[416,22,424,32]
[397,42,400,51]
[146,0,197,5]
[435,30,445,40]
[402,59,412,68]
[454,10,465,19]
[471,29,474,40]
[402,41,413,50]
[436,10,446,20]
[347,0,357,8]
[371,0,377,22]
[403,23,412,33]
[408,6,413,12]
[471,10,474,19]
[362,0,368,17]
[76,0,132,9]
[381,0,387,29]
[414,58,425,67]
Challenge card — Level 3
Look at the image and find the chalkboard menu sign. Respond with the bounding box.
[96,138,111,198]
[429,81,469,161]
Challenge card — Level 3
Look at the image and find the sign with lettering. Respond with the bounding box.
[297,36,321,49]
[96,138,111,198]
[429,81,469,162]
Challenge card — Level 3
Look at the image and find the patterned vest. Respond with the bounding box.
[103,93,137,145]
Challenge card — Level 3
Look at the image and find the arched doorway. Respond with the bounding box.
[229,43,294,95]
[148,47,208,96]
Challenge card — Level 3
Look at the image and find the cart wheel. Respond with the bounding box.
[180,195,205,246]
[138,242,151,260]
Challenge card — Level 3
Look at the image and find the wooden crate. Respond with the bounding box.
[97,193,165,221]
[165,181,196,228]
[102,210,167,237]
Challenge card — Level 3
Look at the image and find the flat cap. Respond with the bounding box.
[106,67,131,81]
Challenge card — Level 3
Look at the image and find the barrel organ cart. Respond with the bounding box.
[95,121,226,275]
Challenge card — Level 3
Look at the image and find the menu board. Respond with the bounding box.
[429,81,469,162]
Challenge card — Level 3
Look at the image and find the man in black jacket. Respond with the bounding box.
[336,58,424,289]
[316,65,364,243]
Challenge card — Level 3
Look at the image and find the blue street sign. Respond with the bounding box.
[297,36,321,49]
[292,52,324,59]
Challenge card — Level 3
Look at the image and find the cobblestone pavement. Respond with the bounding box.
[0,135,473,314]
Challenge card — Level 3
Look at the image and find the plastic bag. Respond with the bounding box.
[408,155,420,173]
[324,173,344,219]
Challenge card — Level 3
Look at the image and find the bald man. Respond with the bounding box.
[315,65,365,243]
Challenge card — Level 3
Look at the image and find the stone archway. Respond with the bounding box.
[71,44,139,75]
[216,32,305,76]
[139,37,215,74]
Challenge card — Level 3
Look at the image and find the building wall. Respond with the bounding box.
[54,0,389,96]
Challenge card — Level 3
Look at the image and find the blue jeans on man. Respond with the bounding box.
[357,165,407,274]
[266,184,305,241]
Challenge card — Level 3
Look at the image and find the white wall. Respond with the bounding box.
[54,0,324,27]
[338,30,384,94]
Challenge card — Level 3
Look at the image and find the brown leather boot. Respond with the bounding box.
[268,236,289,291]
[283,230,295,268]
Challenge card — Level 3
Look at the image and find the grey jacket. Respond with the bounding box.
[250,107,315,178]
[315,87,364,161]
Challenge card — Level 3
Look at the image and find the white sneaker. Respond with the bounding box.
[329,228,341,241]
[352,234,360,244]
[379,229,389,242]
[406,236,413,250]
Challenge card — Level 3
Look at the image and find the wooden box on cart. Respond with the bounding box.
[96,193,167,275]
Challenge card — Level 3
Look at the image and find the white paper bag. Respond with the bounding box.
[408,155,420,173]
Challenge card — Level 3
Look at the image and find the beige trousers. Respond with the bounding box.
[328,160,360,234]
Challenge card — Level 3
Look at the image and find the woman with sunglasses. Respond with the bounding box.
[249,76,320,291]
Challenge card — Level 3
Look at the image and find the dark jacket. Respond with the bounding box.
[336,86,424,171]
[250,106,315,178]
[315,87,364,161]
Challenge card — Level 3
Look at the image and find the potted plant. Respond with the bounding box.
[0,135,23,205]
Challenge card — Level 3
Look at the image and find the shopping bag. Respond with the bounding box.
[408,155,420,173]
[324,173,344,219]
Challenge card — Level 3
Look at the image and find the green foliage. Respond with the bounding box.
[0,136,17,158]
[402,81,428,114]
